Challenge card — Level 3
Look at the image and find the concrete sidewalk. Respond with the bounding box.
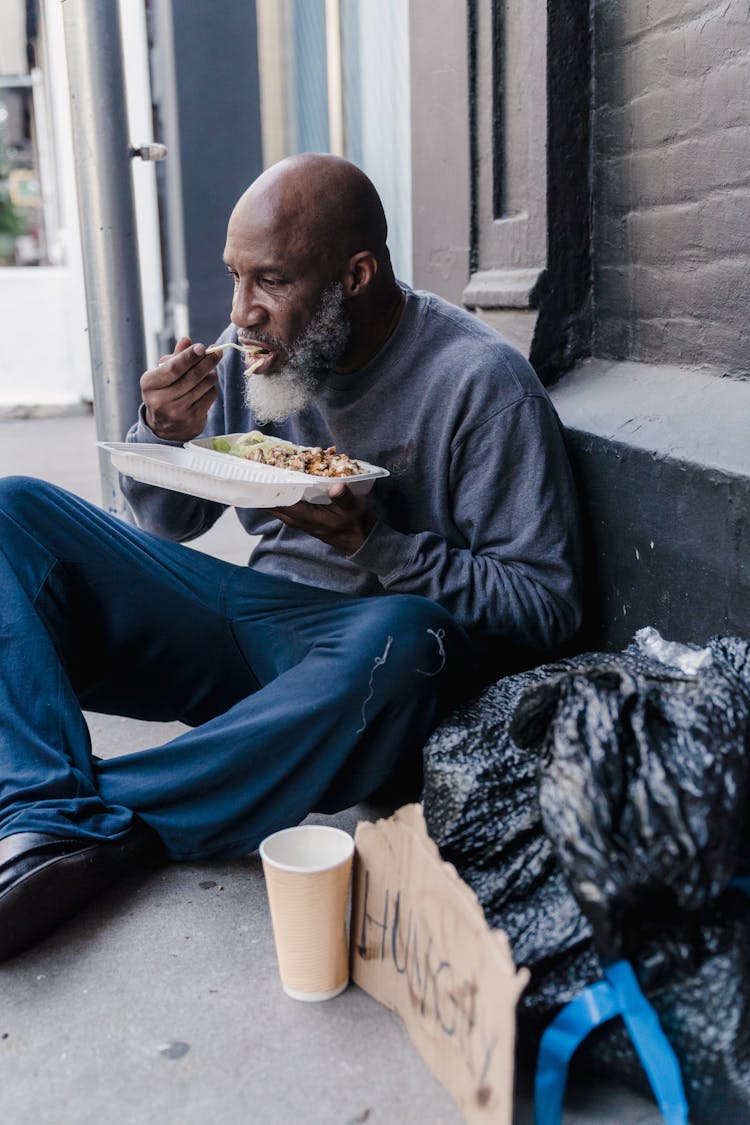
[0,413,662,1125]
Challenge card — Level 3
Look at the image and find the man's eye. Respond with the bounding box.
[261,277,284,288]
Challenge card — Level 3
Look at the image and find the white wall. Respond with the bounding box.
[0,268,88,406]
[342,0,412,284]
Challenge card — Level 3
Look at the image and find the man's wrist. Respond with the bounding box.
[143,406,196,444]
[130,403,185,446]
[344,513,380,558]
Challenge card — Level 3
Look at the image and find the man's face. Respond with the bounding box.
[243,282,351,424]
[222,204,351,423]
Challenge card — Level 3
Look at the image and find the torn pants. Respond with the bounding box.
[0,476,474,861]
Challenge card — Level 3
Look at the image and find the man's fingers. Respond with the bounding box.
[150,381,217,420]
[144,345,218,393]
[146,371,218,422]
[161,363,219,405]
[268,487,377,555]
[327,482,349,502]
[141,339,220,441]
[182,380,219,417]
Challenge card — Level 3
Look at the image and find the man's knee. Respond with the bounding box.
[0,475,57,516]
[359,595,473,686]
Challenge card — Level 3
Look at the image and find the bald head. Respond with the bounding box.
[223,154,404,379]
[229,153,389,271]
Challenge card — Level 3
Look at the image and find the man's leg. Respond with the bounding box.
[97,579,476,859]
[0,475,475,951]
[0,475,260,843]
[0,475,473,859]
[0,475,260,957]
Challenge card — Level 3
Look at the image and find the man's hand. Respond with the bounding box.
[140,336,221,442]
[270,484,378,556]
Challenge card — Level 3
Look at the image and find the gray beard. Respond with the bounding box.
[244,283,351,425]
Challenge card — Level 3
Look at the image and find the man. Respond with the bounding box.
[0,154,582,960]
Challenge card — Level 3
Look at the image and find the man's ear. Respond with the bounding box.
[341,251,378,298]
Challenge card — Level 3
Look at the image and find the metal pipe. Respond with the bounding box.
[61,0,146,518]
[152,0,190,346]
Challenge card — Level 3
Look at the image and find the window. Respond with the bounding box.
[255,0,412,282]
[0,0,56,267]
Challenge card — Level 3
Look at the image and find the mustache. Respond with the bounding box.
[237,330,285,350]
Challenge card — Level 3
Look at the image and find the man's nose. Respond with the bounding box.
[230,283,265,328]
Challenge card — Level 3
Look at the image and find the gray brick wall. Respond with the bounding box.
[592,0,750,374]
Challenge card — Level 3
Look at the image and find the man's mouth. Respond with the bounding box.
[237,338,279,375]
[245,349,277,375]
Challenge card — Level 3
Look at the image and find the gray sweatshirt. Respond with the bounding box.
[124,286,583,663]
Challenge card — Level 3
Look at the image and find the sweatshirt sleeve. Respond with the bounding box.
[349,394,583,653]
[120,400,228,543]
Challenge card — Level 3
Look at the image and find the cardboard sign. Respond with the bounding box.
[350,804,529,1124]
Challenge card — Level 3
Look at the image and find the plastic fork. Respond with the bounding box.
[206,341,264,357]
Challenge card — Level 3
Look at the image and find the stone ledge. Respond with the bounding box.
[462,267,544,310]
[549,357,750,479]
[548,358,750,649]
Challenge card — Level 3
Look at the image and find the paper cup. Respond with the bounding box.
[259,825,355,1002]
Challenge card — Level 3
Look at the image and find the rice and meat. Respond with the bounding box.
[211,431,362,478]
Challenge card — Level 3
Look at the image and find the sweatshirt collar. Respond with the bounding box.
[321,283,422,398]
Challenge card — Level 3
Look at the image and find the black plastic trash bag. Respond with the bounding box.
[510,630,750,967]
[422,630,750,1122]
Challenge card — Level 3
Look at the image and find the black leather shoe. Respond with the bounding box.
[0,821,164,962]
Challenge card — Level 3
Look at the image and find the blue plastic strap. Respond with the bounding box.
[534,979,620,1125]
[534,960,689,1125]
[603,960,689,1125]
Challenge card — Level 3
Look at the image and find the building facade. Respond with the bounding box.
[1,0,747,645]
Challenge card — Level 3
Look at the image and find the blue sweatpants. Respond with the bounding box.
[0,476,475,861]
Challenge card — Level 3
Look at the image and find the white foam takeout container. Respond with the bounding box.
[100,437,389,508]
[186,434,389,504]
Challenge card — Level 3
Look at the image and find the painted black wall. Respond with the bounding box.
[566,433,750,652]
[529,0,593,383]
